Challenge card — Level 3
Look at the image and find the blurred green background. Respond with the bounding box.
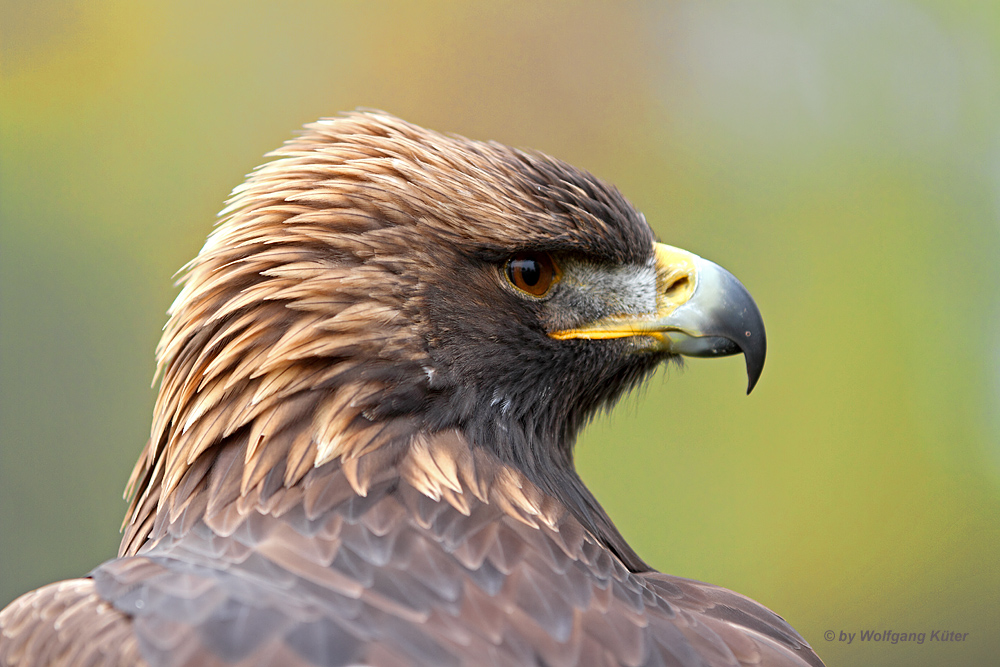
[2,2,998,665]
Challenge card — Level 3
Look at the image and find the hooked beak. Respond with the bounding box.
[550,243,766,394]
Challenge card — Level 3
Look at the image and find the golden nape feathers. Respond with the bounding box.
[1,112,821,667]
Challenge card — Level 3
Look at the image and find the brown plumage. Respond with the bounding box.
[0,112,822,667]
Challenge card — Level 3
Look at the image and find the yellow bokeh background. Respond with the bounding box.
[2,3,998,665]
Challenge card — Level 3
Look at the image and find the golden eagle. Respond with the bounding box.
[0,112,822,667]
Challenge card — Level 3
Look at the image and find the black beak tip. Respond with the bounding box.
[741,326,766,395]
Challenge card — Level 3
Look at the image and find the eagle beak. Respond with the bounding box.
[650,243,766,394]
[551,243,767,394]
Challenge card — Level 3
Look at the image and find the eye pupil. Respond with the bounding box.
[514,258,541,286]
[506,252,557,297]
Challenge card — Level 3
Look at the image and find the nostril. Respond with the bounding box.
[663,275,690,298]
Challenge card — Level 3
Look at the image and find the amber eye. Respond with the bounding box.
[505,252,558,297]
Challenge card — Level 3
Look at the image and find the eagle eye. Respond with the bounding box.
[505,252,558,297]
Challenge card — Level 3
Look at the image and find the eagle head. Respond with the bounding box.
[122,111,764,569]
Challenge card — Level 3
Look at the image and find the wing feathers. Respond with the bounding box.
[0,580,143,667]
[4,447,820,667]
[73,447,822,666]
